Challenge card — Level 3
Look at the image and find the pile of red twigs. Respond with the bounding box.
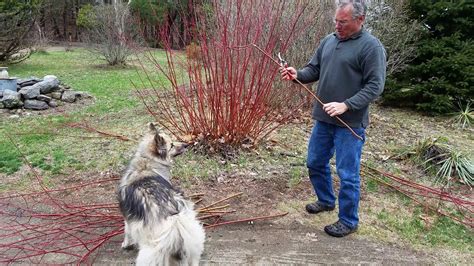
[194,192,287,229]
[0,177,287,264]
[0,176,123,264]
[362,164,473,228]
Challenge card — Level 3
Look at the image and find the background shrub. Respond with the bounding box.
[0,0,42,63]
[78,3,139,66]
[382,0,474,114]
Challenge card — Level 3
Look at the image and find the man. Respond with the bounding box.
[280,0,386,237]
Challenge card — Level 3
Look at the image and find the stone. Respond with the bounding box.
[37,94,52,103]
[24,99,49,110]
[34,78,60,94]
[48,100,58,108]
[17,77,42,87]
[50,91,63,100]
[1,90,23,108]
[61,90,77,103]
[19,85,40,99]
[1,76,86,111]
[43,75,57,80]
[76,91,93,99]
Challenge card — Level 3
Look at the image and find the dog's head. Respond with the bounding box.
[138,123,188,162]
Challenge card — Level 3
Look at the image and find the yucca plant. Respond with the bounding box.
[430,150,473,187]
[451,101,473,129]
[399,137,473,188]
[413,137,445,162]
[392,136,439,161]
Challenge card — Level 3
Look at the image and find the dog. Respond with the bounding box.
[118,123,205,266]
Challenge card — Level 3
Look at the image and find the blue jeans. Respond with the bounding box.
[307,121,365,229]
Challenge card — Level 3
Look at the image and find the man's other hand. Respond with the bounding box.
[323,102,349,117]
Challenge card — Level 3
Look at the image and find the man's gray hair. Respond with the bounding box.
[337,0,367,18]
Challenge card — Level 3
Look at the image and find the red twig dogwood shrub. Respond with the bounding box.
[136,0,318,153]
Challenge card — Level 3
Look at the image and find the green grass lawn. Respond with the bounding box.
[1,48,162,177]
[1,48,472,263]
[7,49,170,114]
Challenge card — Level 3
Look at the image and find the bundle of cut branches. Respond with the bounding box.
[0,176,286,264]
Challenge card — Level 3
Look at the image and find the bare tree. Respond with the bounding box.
[79,2,138,65]
[279,0,335,108]
[284,1,335,69]
[366,0,421,75]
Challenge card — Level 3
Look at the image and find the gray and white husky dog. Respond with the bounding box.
[118,123,205,266]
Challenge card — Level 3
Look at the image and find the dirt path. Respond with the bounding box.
[203,223,436,265]
[93,222,435,265]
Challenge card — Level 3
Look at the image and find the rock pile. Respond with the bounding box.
[0,75,92,111]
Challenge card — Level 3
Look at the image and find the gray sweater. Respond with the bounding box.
[297,29,386,128]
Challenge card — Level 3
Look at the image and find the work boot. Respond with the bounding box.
[324,220,357,237]
[305,201,335,214]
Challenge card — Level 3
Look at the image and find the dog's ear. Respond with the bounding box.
[148,122,159,133]
[154,133,167,158]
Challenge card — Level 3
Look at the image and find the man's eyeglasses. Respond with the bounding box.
[333,18,357,26]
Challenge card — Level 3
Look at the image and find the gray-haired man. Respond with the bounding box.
[281,0,386,237]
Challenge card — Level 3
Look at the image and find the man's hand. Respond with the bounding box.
[279,66,297,81]
[323,102,349,117]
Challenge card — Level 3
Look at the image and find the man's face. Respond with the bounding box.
[334,5,365,40]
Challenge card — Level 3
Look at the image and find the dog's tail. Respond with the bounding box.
[136,203,205,266]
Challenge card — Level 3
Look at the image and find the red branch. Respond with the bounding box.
[65,122,131,142]
[363,165,473,228]
[136,0,317,146]
[204,212,289,229]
